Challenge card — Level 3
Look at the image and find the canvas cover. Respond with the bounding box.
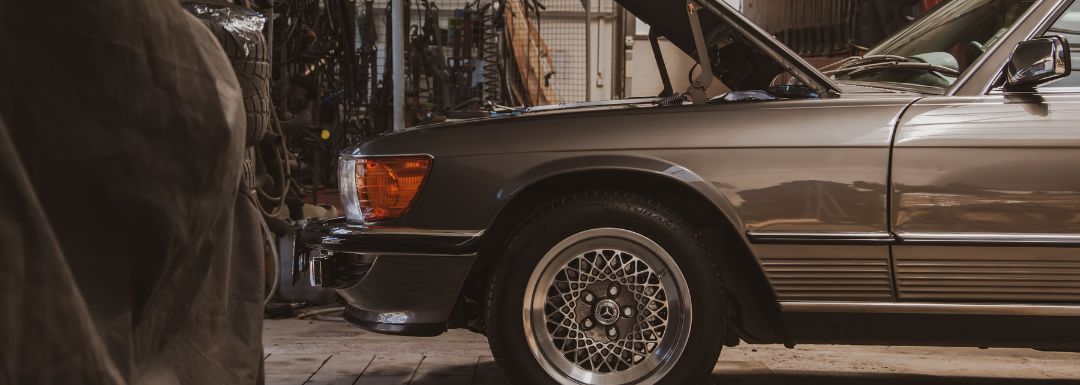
[0,1,263,384]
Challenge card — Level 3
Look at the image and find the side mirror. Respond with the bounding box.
[1005,35,1071,92]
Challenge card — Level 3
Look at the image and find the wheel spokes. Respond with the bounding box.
[543,249,669,373]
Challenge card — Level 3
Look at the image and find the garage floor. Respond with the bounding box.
[264,318,1080,385]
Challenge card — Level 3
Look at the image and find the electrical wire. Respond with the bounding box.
[254,107,293,307]
[243,150,281,307]
[260,204,280,307]
[254,108,293,218]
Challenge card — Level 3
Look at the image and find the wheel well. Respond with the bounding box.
[459,169,785,343]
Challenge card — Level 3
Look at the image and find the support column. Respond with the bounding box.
[391,0,405,130]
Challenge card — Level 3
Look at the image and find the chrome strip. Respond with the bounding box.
[346,251,475,257]
[360,228,485,238]
[747,231,895,245]
[341,151,436,160]
[989,86,1080,94]
[897,232,1080,247]
[781,301,1080,317]
[339,157,362,222]
[748,231,1080,246]
[524,98,661,113]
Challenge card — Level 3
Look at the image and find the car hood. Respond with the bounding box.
[388,81,914,134]
[377,82,913,140]
[619,0,841,96]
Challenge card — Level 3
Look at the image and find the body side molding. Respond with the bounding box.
[781,301,1080,317]
[897,232,1080,247]
[747,231,895,245]
[748,231,1080,247]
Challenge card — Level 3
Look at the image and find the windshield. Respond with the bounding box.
[834,0,1036,90]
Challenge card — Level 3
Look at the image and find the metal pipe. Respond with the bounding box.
[392,0,405,130]
[611,4,625,100]
[584,0,592,102]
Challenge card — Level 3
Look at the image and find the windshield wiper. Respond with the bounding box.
[825,55,961,77]
[835,54,912,70]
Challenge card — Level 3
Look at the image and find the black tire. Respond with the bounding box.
[190,3,271,147]
[486,190,729,385]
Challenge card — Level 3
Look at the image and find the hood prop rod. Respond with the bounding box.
[649,28,675,98]
[686,0,714,104]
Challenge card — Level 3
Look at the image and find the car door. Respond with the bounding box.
[890,1,1080,303]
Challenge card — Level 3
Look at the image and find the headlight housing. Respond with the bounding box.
[339,155,433,222]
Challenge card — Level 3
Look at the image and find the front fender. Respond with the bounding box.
[402,152,749,240]
[497,153,749,232]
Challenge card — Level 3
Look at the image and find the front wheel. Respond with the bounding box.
[486,191,728,385]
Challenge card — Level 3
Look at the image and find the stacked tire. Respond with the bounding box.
[183,1,271,146]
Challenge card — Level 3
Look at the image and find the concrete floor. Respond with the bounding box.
[264,318,1080,385]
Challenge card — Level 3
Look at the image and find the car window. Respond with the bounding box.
[1041,1,1080,88]
[835,0,1036,91]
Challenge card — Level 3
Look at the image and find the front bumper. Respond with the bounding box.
[296,218,482,336]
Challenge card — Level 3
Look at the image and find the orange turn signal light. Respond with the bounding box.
[354,156,432,222]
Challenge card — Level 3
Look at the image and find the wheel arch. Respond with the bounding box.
[462,155,786,344]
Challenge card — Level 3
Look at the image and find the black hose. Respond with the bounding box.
[254,107,292,218]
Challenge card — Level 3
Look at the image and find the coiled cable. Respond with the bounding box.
[481,1,503,104]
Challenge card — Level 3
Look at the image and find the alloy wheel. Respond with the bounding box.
[523,228,692,384]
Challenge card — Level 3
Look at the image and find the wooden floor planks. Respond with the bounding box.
[264,353,507,385]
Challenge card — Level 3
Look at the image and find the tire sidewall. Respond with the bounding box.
[487,192,727,385]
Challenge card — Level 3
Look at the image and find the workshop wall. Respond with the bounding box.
[359,0,620,103]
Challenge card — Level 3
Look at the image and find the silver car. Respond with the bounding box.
[298,0,1080,384]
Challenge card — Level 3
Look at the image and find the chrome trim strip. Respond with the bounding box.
[299,219,484,256]
[339,157,362,222]
[781,301,1080,317]
[989,86,1080,94]
[897,232,1080,247]
[346,251,475,257]
[748,231,1080,247]
[747,231,895,245]
[340,151,437,160]
[524,98,661,113]
[359,228,485,238]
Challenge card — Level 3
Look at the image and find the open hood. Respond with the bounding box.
[618,0,841,96]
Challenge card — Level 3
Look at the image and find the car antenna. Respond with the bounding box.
[686,0,714,104]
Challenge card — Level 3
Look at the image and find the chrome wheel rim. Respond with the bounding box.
[523,228,692,385]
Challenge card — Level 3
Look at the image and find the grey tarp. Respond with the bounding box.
[0,1,263,384]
